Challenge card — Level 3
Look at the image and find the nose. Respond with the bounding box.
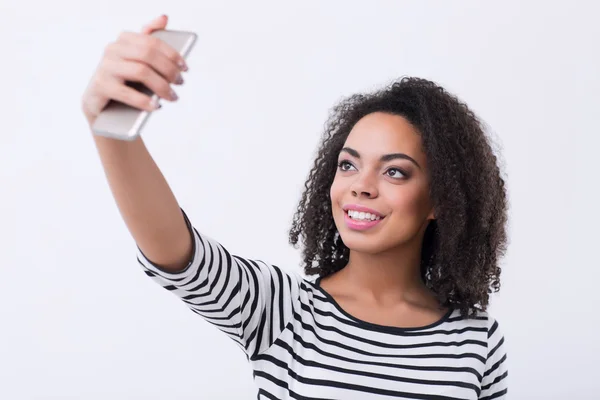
[350,174,378,199]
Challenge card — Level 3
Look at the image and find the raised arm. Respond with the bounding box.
[82,15,300,357]
[82,15,192,272]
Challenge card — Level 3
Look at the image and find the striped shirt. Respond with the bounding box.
[137,209,508,399]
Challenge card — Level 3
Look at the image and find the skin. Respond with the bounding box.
[321,112,448,328]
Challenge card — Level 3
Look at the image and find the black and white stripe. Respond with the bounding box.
[137,209,508,399]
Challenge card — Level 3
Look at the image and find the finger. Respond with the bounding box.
[96,75,159,112]
[105,40,183,85]
[103,58,178,102]
[119,31,188,72]
[141,15,168,35]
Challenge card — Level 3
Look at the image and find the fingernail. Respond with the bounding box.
[175,74,184,85]
[178,59,188,71]
[170,89,178,101]
[150,98,160,109]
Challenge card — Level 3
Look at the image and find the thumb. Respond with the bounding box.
[141,14,168,35]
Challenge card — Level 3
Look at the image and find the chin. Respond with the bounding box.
[338,231,396,255]
[333,212,392,254]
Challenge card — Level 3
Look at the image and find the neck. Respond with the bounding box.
[340,239,433,306]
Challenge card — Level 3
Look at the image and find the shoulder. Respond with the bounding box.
[450,309,503,330]
[475,310,504,339]
[471,310,506,357]
[444,309,505,343]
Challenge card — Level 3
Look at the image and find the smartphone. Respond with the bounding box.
[91,29,197,141]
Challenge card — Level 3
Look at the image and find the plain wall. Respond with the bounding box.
[1,1,598,398]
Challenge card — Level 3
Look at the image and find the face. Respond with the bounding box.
[330,112,435,255]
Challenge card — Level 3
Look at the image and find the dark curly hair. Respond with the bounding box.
[289,76,509,317]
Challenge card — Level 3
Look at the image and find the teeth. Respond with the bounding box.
[348,210,381,221]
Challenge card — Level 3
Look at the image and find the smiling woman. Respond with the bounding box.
[290,80,508,321]
[136,78,508,399]
[82,16,508,398]
[159,78,506,399]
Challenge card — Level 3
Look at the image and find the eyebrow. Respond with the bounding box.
[340,147,422,170]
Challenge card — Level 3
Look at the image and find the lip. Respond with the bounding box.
[342,204,385,231]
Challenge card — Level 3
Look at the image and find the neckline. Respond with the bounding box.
[313,276,454,334]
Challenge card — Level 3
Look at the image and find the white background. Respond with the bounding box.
[1,1,598,399]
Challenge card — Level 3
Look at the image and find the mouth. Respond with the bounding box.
[342,204,385,219]
[345,209,383,222]
[342,205,385,231]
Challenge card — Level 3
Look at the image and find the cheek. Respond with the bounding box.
[386,187,429,215]
[329,176,344,206]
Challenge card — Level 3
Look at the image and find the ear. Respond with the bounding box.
[427,208,436,221]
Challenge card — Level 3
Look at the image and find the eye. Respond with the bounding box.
[337,160,356,172]
[385,167,406,179]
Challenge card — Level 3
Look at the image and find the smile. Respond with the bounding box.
[347,209,381,221]
[344,210,384,231]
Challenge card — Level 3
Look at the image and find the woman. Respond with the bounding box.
[83,15,508,400]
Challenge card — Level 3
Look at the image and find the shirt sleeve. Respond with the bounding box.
[135,208,301,359]
[479,316,508,399]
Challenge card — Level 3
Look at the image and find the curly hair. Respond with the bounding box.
[289,76,509,317]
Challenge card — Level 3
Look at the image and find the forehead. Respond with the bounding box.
[343,112,425,163]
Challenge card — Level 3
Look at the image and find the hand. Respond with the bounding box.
[81,15,188,127]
